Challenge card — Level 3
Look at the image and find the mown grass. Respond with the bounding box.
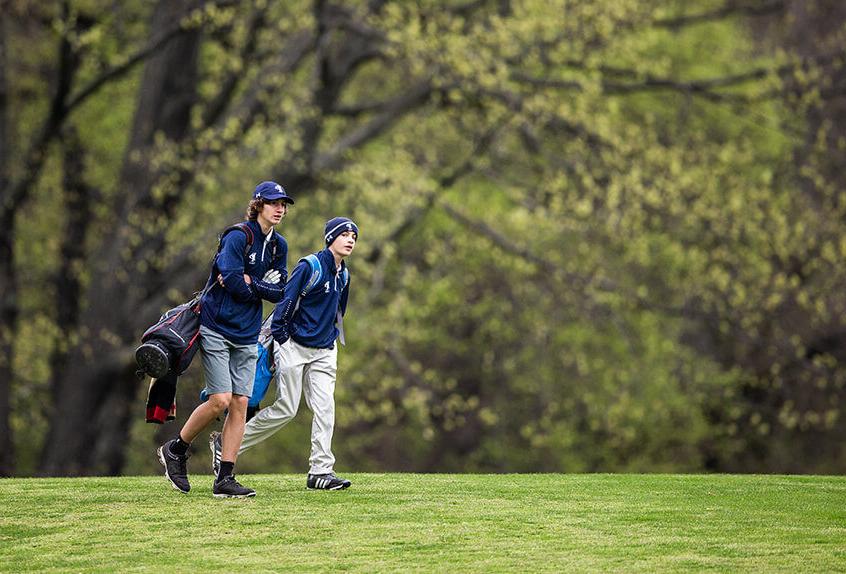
[1,473,844,572]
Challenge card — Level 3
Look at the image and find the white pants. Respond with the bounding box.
[239,339,338,475]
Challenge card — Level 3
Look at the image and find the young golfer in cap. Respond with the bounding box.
[157,181,293,498]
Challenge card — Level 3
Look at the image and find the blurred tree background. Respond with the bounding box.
[2,0,845,477]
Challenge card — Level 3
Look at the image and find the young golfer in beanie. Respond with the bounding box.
[210,217,357,490]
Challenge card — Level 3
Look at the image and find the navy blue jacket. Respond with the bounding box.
[200,219,287,344]
[271,248,350,349]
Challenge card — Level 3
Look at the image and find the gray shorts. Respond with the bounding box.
[199,325,257,397]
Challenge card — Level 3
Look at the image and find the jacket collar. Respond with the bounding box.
[318,248,345,273]
[247,219,274,243]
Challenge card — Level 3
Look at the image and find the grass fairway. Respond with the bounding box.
[1,473,844,572]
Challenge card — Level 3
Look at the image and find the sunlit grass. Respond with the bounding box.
[1,474,844,572]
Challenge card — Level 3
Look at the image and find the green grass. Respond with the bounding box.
[1,474,844,572]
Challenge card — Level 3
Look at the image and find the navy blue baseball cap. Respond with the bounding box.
[253,181,294,204]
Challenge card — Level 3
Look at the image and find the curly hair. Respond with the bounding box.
[246,198,264,221]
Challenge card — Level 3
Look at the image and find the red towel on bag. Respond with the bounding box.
[145,372,178,423]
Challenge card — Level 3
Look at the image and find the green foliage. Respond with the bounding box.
[7,0,846,475]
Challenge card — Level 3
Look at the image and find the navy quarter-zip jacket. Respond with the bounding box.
[271,248,350,349]
[201,219,287,344]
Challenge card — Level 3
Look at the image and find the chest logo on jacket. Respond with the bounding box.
[249,252,257,265]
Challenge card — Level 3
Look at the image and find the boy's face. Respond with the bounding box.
[329,231,357,258]
[261,199,288,226]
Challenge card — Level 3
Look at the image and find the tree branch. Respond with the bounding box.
[479,85,615,150]
[63,21,186,113]
[1,2,78,214]
[331,100,388,117]
[654,0,785,28]
[313,80,435,172]
[201,5,269,127]
[513,68,771,103]
[64,0,240,114]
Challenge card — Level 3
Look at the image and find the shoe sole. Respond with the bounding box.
[137,344,170,379]
[157,446,189,494]
[307,484,351,491]
[213,492,256,499]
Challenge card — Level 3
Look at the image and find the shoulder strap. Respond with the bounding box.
[299,254,324,296]
[291,254,322,316]
[271,231,283,260]
[203,223,254,296]
[219,222,254,256]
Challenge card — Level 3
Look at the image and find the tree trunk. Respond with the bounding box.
[39,0,201,475]
[0,8,14,477]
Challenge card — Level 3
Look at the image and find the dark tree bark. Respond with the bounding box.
[46,126,93,427]
[0,9,11,477]
[39,0,202,475]
[1,2,80,477]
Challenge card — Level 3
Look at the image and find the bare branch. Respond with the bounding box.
[654,0,785,28]
[439,201,554,272]
[63,23,186,113]
[64,0,239,114]
[513,68,770,102]
[2,0,236,217]
[479,85,615,150]
[1,3,77,213]
[314,80,434,172]
[365,116,510,267]
[201,6,269,127]
[331,100,387,117]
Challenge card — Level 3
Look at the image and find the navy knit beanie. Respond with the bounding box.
[324,217,359,246]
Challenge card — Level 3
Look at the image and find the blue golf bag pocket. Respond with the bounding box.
[249,341,274,408]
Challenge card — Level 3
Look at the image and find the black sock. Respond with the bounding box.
[170,436,190,456]
[218,461,234,480]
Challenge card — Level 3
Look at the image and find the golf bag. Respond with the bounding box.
[137,294,205,378]
[134,223,255,379]
[249,315,276,409]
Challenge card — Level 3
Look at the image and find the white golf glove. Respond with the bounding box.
[262,269,282,284]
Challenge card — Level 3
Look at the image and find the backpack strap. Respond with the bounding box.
[219,222,254,257]
[202,223,254,296]
[340,266,349,292]
[299,254,324,296]
[291,254,323,315]
[199,223,255,297]
[298,255,349,295]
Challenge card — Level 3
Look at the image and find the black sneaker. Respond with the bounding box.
[213,475,256,498]
[307,473,351,490]
[157,440,190,494]
[209,431,222,475]
[136,342,171,379]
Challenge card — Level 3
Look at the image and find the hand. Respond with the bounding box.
[243,274,252,285]
[217,274,224,287]
[262,269,281,284]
